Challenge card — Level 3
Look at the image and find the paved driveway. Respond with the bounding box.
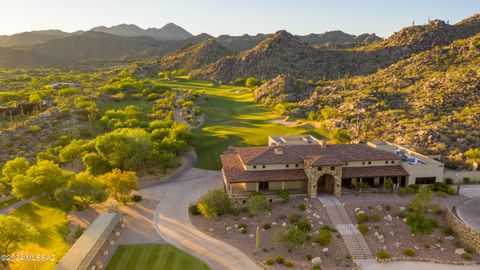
[359,259,480,270]
[457,185,480,231]
[141,168,261,270]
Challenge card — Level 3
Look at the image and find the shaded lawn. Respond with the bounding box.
[106,244,210,270]
[156,79,326,169]
[11,199,70,270]
[0,197,19,209]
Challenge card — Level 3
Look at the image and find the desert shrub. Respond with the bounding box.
[370,214,381,222]
[443,227,454,236]
[131,194,142,202]
[297,219,312,232]
[464,246,474,254]
[311,266,322,270]
[28,125,41,133]
[357,224,369,234]
[189,204,201,215]
[197,189,232,218]
[274,228,307,252]
[463,177,471,184]
[376,250,390,260]
[289,213,300,224]
[73,226,85,240]
[262,223,271,230]
[316,229,332,246]
[275,256,285,264]
[305,254,312,260]
[454,240,462,247]
[422,243,431,249]
[246,194,271,215]
[356,213,369,223]
[264,258,275,265]
[277,189,291,201]
[408,184,420,192]
[384,204,391,211]
[462,253,472,261]
[403,248,415,257]
[445,178,453,185]
[298,204,307,211]
[238,223,247,230]
[284,260,294,267]
[321,225,337,232]
[398,187,409,196]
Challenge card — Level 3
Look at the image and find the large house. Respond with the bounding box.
[220,135,444,200]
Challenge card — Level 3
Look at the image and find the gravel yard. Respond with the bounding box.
[339,193,480,263]
[191,196,354,270]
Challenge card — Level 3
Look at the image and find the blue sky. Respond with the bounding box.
[0,0,478,37]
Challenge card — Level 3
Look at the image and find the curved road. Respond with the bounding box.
[140,168,261,270]
[457,185,480,231]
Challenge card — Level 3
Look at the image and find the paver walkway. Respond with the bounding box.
[141,168,261,270]
[319,196,373,260]
[0,198,33,216]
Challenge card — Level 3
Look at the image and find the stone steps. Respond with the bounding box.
[319,196,374,260]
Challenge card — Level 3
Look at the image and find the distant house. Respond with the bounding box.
[220,135,444,201]
[51,82,80,89]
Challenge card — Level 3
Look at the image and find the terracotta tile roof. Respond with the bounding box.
[303,155,345,166]
[237,144,401,165]
[221,154,307,183]
[341,165,409,178]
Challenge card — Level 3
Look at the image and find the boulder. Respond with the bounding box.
[455,248,465,255]
[322,247,329,253]
[311,257,322,265]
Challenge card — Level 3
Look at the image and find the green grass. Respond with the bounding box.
[11,199,70,270]
[156,79,327,169]
[0,197,19,209]
[106,244,210,270]
[100,100,153,114]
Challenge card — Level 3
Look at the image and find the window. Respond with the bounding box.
[368,161,372,165]
[253,165,257,169]
[345,162,348,166]
[330,166,335,171]
[318,166,322,171]
[295,164,299,168]
[362,162,365,165]
[385,161,389,164]
[259,182,269,190]
[415,177,436,185]
[262,165,266,169]
[391,160,395,164]
[286,164,289,168]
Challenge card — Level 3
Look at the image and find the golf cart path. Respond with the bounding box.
[141,167,261,270]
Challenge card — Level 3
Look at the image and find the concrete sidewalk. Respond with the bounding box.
[358,259,480,270]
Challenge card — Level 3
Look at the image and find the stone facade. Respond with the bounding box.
[304,165,342,197]
[445,206,480,253]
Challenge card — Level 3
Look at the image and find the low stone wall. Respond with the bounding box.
[230,194,307,207]
[445,206,480,253]
[378,256,480,265]
[444,170,480,184]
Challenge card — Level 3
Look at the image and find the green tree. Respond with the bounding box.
[245,77,261,87]
[69,172,108,208]
[82,153,112,176]
[384,178,393,192]
[406,187,438,235]
[465,148,480,170]
[1,158,30,189]
[59,139,85,164]
[12,160,73,201]
[320,106,339,120]
[246,194,271,215]
[0,216,38,264]
[197,189,232,218]
[100,169,138,204]
[331,128,351,143]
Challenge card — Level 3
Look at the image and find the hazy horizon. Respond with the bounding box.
[0,0,478,38]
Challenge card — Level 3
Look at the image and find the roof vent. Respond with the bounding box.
[319,140,327,147]
[274,147,283,155]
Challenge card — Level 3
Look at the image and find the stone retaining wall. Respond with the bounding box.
[378,256,480,265]
[445,206,480,253]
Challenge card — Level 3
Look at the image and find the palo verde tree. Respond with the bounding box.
[99,169,138,204]
[0,216,38,265]
[406,187,438,235]
[1,157,30,190]
[69,172,108,208]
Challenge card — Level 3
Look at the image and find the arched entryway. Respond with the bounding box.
[317,174,335,195]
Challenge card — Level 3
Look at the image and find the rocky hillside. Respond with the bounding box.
[0,30,78,47]
[197,31,348,82]
[298,31,382,46]
[160,39,232,71]
[256,33,480,168]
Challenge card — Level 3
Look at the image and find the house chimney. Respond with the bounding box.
[274,147,283,155]
[319,140,327,147]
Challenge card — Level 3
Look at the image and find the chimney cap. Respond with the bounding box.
[274,147,283,155]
